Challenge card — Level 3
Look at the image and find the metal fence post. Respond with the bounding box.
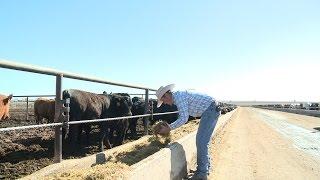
[26,96,29,121]
[151,100,154,123]
[143,89,149,135]
[54,74,63,163]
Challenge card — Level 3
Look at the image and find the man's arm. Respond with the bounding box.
[169,94,189,130]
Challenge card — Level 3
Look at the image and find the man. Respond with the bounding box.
[155,84,220,180]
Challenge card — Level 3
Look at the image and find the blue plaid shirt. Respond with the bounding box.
[169,90,214,130]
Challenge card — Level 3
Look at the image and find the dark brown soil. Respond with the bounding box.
[0,105,147,179]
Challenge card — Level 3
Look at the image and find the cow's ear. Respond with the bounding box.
[4,94,13,104]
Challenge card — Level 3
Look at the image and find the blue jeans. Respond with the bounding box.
[196,102,220,176]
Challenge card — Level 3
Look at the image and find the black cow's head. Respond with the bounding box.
[110,94,132,117]
[132,96,142,104]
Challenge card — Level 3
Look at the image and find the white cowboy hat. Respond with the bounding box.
[156,84,175,108]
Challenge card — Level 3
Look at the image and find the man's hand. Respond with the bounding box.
[153,121,171,136]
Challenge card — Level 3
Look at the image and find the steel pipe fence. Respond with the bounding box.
[11,95,56,121]
[10,93,157,121]
[0,60,156,91]
[0,111,178,132]
[12,94,155,98]
[12,95,56,98]
[0,59,173,163]
[0,122,63,132]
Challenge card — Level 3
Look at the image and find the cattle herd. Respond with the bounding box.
[0,90,236,179]
[0,90,179,151]
[1,90,236,151]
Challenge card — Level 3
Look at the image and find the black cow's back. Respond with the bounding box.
[63,89,111,121]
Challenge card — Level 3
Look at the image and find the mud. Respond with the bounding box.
[0,103,148,179]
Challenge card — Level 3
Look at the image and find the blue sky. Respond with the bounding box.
[0,0,319,101]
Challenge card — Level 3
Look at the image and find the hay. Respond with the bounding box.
[47,162,130,180]
[48,120,200,179]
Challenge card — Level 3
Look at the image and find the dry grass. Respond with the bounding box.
[47,162,130,180]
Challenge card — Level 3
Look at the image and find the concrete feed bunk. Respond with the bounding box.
[22,109,237,180]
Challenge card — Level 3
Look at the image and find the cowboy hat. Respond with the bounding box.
[156,84,175,108]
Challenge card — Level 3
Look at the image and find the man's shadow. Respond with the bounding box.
[169,142,188,180]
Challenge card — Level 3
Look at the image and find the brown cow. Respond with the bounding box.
[0,94,13,120]
[34,98,55,124]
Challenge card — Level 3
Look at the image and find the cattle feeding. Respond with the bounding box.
[62,89,132,152]
[129,97,150,137]
[108,93,133,147]
[128,97,178,138]
[150,98,178,124]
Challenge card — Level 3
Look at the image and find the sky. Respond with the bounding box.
[0,0,319,102]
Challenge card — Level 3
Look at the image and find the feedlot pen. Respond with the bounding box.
[0,107,149,179]
[0,60,168,179]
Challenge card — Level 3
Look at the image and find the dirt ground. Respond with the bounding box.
[4,105,319,180]
[0,106,155,179]
[0,102,201,179]
[209,107,320,180]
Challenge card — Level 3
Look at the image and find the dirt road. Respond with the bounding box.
[209,107,320,180]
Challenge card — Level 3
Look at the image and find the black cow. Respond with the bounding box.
[107,93,132,146]
[150,98,178,124]
[129,97,204,137]
[128,97,178,137]
[150,99,199,123]
[62,89,132,151]
[128,97,150,137]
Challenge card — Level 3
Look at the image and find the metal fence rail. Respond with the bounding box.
[0,122,63,131]
[0,59,171,163]
[12,94,156,98]
[11,95,56,121]
[0,111,178,132]
[12,95,56,98]
[10,93,157,121]
[0,60,156,91]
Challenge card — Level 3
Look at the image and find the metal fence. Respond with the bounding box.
[0,111,178,132]
[0,59,177,163]
[11,95,55,121]
[11,93,156,121]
